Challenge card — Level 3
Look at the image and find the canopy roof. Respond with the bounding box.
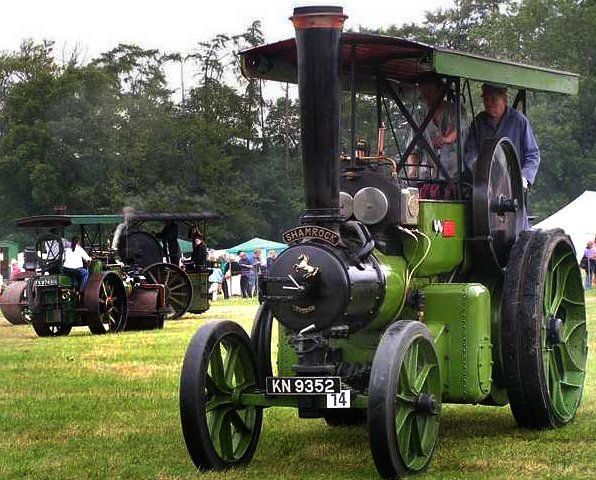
[226,237,287,254]
[240,33,578,95]
[535,191,596,259]
[16,212,220,228]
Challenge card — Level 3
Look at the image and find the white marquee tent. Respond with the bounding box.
[534,190,596,259]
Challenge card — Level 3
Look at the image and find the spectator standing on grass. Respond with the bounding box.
[266,250,277,274]
[582,241,596,289]
[238,251,255,298]
[252,249,263,296]
[208,262,224,301]
[218,255,231,299]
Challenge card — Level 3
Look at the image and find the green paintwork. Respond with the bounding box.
[433,49,579,95]
[394,334,442,471]
[370,250,407,329]
[331,330,381,364]
[277,324,298,376]
[403,201,466,277]
[240,33,579,95]
[187,271,210,313]
[542,246,587,422]
[57,274,73,287]
[472,277,508,406]
[423,283,492,403]
[203,332,260,461]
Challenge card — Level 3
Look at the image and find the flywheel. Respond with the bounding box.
[472,137,524,272]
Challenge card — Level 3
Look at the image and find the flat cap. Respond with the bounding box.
[481,83,508,96]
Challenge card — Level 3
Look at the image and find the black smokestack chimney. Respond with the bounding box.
[291,6,347,229]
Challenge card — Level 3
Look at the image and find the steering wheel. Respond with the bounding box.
[35,234,64,273]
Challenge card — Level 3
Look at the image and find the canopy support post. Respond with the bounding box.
[513,89,527,115]
[454,77,463,199]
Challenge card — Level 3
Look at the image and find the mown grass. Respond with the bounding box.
[0,293,595,480]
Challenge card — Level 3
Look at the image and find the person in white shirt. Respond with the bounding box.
[63,236,91,291]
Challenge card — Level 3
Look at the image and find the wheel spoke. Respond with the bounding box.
[405,342,419,394]
[169,282,186,292]
[551,250,574,273]
[169,297,186,310]
[548,352,571,418]
[224,345,242,387]
[205,373,224,395]
[544,269,554,314]
[396,393,416,406]
[395,405,413,435]
[556,267,574,314]
[563,320,586,344]
[209,344,228,391]
[558,341,585,372]
[229,409,251,435]
[412,364,433,394]
[397,412,414,462]
[411,417,428,457]
[211,409,234,460]
[206,396,234,413]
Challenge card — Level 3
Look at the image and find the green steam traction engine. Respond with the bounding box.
[179,7,588,478]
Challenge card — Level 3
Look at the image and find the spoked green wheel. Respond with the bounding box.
[368,320,442,478]
[180,321,263,470]
[502,229,588,428]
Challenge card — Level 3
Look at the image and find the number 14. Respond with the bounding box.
[326,390,350,409]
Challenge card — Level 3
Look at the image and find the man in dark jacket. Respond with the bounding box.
[238,251,255,298]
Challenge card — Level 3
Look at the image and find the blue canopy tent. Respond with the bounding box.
[226,237,287,255]
[178,238,193,255]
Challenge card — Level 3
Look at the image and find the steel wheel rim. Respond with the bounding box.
[205,333,258,462]
[541,244,587,423]
[394,336,441,471]
[99,277,122,329]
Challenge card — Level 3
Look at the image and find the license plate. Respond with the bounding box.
[266,376,341,395]
[34,276,58,287]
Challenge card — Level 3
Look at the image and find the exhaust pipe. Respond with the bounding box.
[291,6,347,229]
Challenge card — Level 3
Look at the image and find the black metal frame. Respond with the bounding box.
[344,72,530,201]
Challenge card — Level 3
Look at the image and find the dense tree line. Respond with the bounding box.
[0,1,593,247]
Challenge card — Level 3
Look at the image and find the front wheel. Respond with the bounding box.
[368,320,442,478]
[180,321,263,471]
[31,315,72,337]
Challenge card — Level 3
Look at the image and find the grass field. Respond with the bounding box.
[1,293,595,480]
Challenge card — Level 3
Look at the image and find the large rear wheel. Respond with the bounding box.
[502,229,588,428]
[368,320,441,478]
[180,321,262,471]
